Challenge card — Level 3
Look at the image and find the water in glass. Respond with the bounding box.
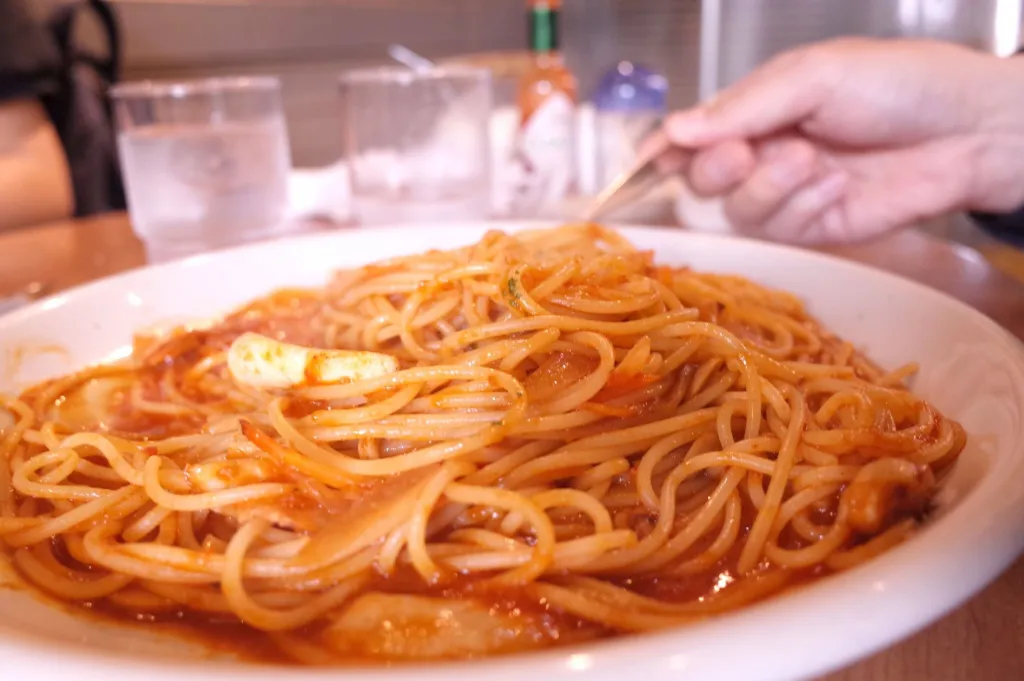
[118,119,289,262]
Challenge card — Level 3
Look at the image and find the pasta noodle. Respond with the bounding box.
[0,224,965,663]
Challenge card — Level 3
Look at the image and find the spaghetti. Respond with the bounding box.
[0,225,965,663]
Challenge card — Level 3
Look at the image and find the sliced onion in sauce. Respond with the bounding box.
[290,465,439,570]
[522,352,597,403]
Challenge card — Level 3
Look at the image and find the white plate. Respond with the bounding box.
[2,223,1024,681]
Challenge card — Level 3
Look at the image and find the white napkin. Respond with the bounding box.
[286,161,351,224]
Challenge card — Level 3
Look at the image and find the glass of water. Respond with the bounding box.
[339,66,492,225]
[110,77,291,263]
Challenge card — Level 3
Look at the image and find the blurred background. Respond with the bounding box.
[5,0,1024,312]
[41,0,1021,167]
[3,0,1019,271]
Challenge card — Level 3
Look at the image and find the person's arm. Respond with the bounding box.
[0,0,73,230]
[0,99,73,229]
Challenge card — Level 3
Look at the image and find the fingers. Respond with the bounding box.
[695,135,850,244]
[653,146,691,176]
[663,46,828,147]
[638,132,756,198]
[756,172,849,244]
[643,44,826,191]
[636,129,691,176]
[722,137,820,227]
[688,140,756,196]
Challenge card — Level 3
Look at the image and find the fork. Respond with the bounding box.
[579,121,671,223]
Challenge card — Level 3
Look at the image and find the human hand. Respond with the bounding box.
[655,38,1024,244]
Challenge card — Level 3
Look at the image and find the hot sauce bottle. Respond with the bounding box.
[512,0,579,216]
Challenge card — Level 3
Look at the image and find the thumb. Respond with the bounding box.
[665,47,828,147]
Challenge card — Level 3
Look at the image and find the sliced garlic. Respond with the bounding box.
[227,332,398,389]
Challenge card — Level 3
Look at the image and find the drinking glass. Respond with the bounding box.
[339,66,492,225]
[110,77,291,263]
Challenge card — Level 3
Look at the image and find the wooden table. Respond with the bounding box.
[2,213,1024,680]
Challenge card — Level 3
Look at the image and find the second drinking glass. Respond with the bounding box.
[339,66,493,225]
